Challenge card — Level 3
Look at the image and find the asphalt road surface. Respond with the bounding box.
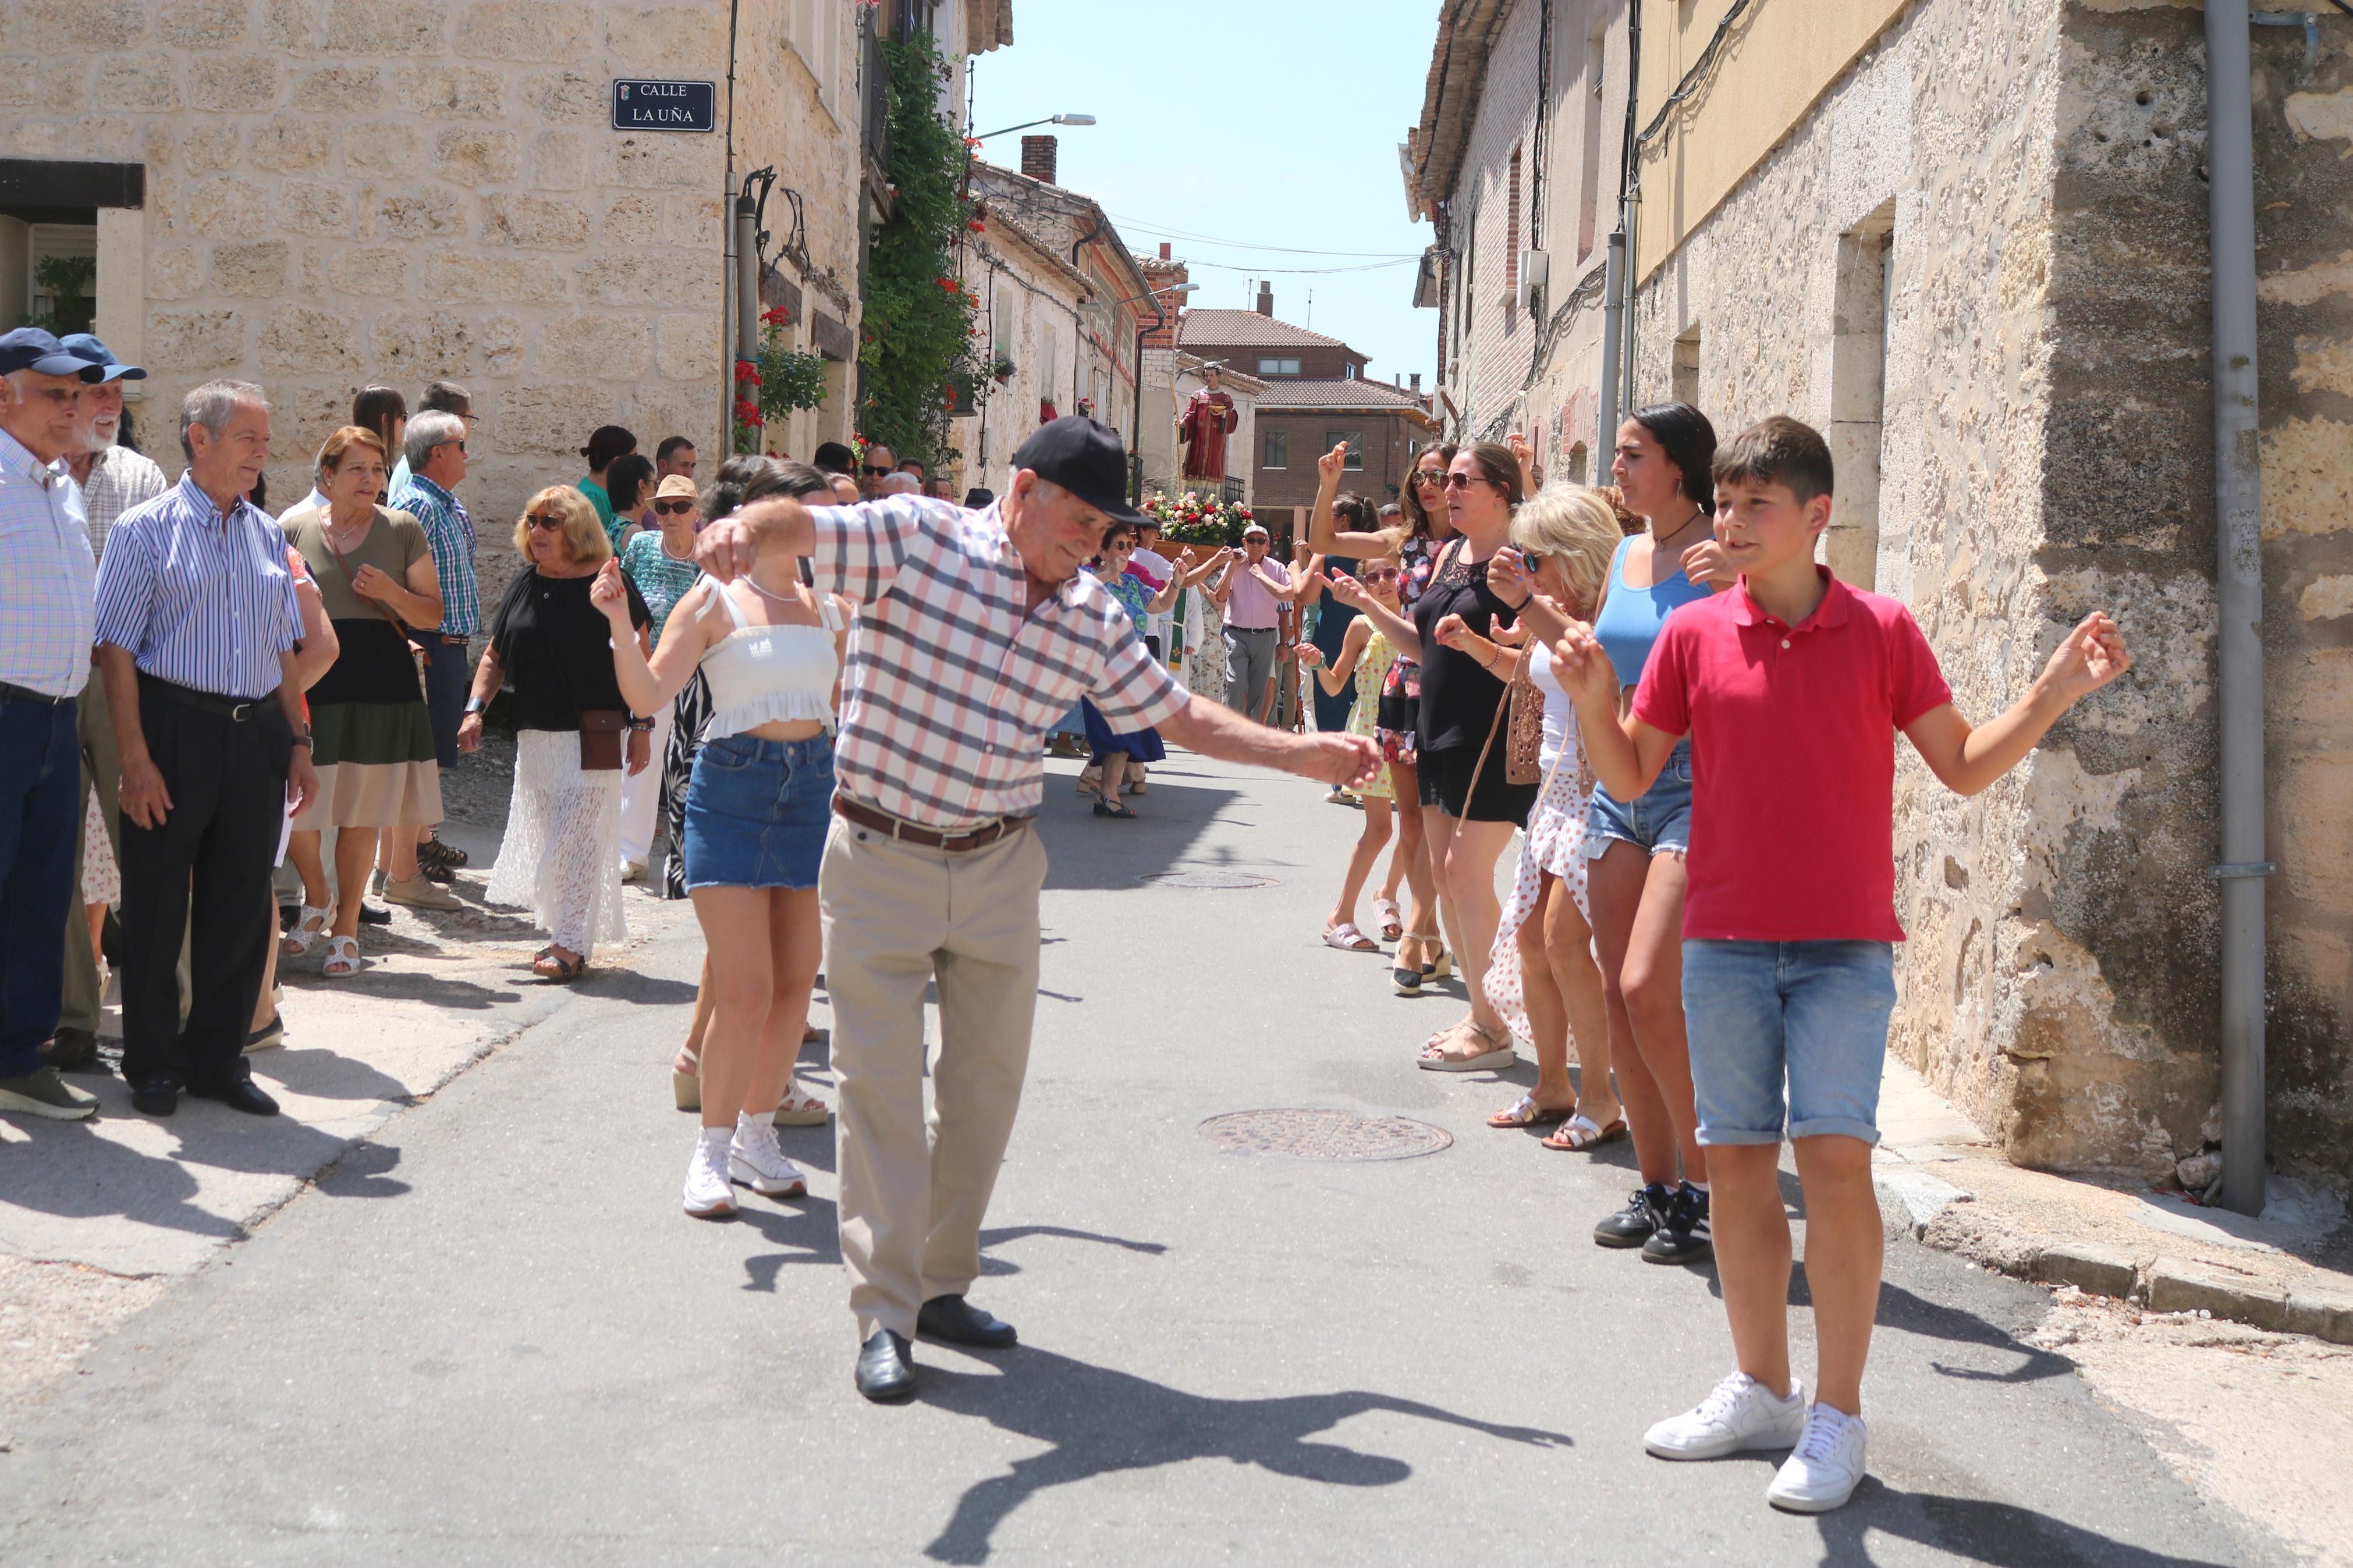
[0,753,2273,1565]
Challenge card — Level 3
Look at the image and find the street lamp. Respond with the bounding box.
[1129,283,1202,501]
[968,113,1096,141]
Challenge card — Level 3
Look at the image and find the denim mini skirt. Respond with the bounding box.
[682,731,835,891]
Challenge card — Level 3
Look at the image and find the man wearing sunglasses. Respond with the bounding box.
[857,443,897,501]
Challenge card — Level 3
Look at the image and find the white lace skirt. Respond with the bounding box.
[486,728,628,957]
[1485,734,1596,1050]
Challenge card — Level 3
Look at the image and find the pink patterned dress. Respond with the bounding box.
[1484,641,1596,1050]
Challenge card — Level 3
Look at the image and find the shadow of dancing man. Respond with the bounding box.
[695,417,1382,1401]
[918,1345,1573,1564]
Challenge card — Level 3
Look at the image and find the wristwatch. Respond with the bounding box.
[626,716,654,733]
[463,696,485,715]
[289,730,314,749]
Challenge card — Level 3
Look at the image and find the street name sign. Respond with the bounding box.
[611,80,716,133]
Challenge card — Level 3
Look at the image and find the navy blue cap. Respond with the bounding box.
[1010,415,1145,525]
[0,328,105,382]
[58,333,145,382]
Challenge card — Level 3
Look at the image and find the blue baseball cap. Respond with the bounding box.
[0,328,105,381]
[58,333,145,382]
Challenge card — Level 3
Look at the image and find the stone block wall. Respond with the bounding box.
[0,0,734,552]
[1624,0,2353,1190]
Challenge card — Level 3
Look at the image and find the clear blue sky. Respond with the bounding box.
[967,0,1439,389]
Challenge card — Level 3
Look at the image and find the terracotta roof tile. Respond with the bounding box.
[1177,310,1353,351]
[1254,379,1431,411]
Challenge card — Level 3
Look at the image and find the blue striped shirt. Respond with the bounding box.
[94,473,302,701]
[388,472,480,635]
[0,428,96,699]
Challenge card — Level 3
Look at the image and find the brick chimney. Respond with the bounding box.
[1020,134,1057,185]
[1158,242,1171,259]
[1410,372,1422,393]
[1255,282,1273,317]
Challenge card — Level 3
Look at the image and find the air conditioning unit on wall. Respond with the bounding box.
[1514,248,1549,312]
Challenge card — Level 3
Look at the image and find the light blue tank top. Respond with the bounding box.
[1591,534,1710,688]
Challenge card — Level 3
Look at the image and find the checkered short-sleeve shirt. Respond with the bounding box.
[814,495,1186,829]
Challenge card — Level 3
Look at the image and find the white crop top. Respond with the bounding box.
[697,575,844,739]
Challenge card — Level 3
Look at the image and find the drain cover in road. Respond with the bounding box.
[1198,1109,1452,1161]
[1142,868,1276,890]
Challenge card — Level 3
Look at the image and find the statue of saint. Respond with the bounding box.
[1179,365,1238,483]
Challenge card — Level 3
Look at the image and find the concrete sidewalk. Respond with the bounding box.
[0,751,2291,1564]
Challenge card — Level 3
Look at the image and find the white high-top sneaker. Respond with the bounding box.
[1644,1371,1807,1460]
[729,1113,807,1197]
[1768,1403,1869,1513]
[682,1126,737,1218]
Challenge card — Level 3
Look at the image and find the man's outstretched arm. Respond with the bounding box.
[1160,693,1380,789]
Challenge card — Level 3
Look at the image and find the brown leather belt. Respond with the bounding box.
[833,795,1028,852]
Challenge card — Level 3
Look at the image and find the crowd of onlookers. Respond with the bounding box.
[1,326,2137,1509]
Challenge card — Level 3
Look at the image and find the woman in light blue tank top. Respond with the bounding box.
[1582,403,1728,1266]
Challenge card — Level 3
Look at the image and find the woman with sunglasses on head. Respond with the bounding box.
[462,488,652,982]
[1305,440,1457,991]
[615,475,707,883]
[591,461,853,1217]
[1326,439,1537,1071]
[1296,553,1405,949]
[1471,487,1630,1149]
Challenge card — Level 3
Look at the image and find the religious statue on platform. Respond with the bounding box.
[1179,365,1238,483]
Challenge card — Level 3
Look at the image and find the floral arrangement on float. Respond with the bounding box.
[1142,488,1254,546]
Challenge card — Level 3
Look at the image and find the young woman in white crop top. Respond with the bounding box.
[592,467,852,1220]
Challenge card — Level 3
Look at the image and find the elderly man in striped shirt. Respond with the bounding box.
[94,381,318,1121]
[0,329,107,1122]
[700,416,1380,1402]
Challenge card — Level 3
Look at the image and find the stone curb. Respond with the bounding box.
[1875,1185,2353,1346]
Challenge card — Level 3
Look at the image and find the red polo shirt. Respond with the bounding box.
[1632,569,1951,943]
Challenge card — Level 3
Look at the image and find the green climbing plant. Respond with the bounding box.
[858,28,980,468]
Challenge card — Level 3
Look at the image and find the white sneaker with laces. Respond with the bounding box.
[682,1128,737,1217]
[1644,1371,1807,1460]
[1768,1403,1869,1513]
[729,1113,807,1197]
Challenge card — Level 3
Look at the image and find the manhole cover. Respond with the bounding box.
[1198,1109,1453,1161]
[1142,869,1277,890]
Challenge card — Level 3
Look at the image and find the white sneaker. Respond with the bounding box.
[728,1113,807,1197]
[682,1128,737,1217]
[1644,1371,1807,1460]
[1768,1403,1869,1513]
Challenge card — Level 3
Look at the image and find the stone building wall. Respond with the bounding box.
[0,0,739,549]
[1626,0,2353,1190]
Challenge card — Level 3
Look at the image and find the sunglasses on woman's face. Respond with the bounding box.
[652,499,695,516]
[1441,472,1489,489]
[1411,470,1445,486]
[1360,567,1401,584]
[525,513,565,531]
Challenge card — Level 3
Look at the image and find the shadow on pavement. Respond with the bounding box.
[1812,1484,2235,1567]
[1036,767,1244,891]
[1701,1266,2071,1388]
[280,969,523,1011]
[0,1114,410,1237]
[916,1344,1574,1564]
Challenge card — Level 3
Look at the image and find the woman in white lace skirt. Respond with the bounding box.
[1472,486,1630,1150]
[459,487,652,980]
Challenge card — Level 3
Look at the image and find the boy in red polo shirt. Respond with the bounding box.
[1554,416,2131,1512]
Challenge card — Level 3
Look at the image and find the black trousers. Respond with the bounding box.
[116,684,290,1089]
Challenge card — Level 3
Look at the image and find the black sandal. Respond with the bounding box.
[1092,797,1137,819]
[533,947,587,983]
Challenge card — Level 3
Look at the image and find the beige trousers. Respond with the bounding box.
[820,813,1046,1342]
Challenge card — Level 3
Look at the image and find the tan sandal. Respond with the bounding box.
[1418,1021,1515,1073]
[771,1085,830,1126]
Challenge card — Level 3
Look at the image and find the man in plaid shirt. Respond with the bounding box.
[700,417,1379,1401]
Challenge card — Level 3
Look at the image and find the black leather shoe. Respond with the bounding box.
[42,1027,101,1073]
[918,1294,1018,1350]
[1594,1183,1669,1249]
[357,902,392,926]
[130,1079,179,1117]
[187,1076,279,1117]
[854,1329,915,1402]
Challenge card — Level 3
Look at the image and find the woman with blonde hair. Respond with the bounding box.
[1473,486,1627,1149]
[460,486,652,981]
[278,426,449,977]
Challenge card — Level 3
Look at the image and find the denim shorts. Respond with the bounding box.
[1681,939,1897,1146]
[1585,738,1693,858]
[682,731,835,891]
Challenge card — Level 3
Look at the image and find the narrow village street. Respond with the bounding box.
[0,754,2331,1565]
